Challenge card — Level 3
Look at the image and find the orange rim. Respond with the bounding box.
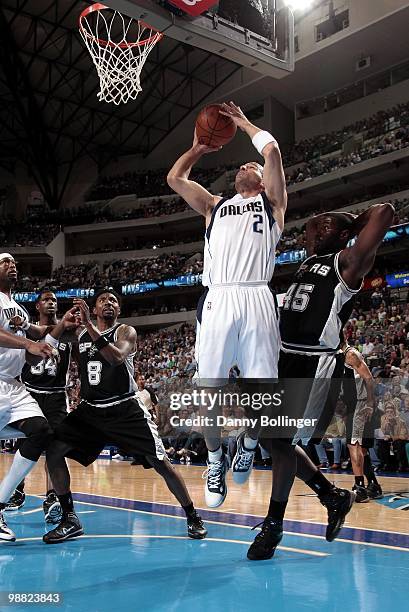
[79,3,163,49]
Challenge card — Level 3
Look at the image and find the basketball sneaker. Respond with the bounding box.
[43,492,62,524]
[247,518,283,560]
[4,490,25,511]
[232,432,256,485]
[203,453,228,508]
[0,512,16,542]
[43,512,83,544]
[187,510,207,539]
[366,482,383,499]
[319,487,356,542]
[352,484,370,503]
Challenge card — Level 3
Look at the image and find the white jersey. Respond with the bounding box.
[202,192,282,286]
[0,292,30,381]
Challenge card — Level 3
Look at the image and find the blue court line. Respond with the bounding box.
[72,492,409,549]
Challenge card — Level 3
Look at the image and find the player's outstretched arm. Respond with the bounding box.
[339,202,395,288]
[8,316,53,340]
[219,101,287,230]
[0,326,51,358]
[167,132,221,221]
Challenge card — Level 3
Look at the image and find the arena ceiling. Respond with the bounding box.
[0,0,242,207]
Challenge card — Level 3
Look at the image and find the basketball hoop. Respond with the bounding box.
[79,3,163,105]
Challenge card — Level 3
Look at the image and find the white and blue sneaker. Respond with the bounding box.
[0,511,16,542]
[203,453,228,508]
[232,432,256,484]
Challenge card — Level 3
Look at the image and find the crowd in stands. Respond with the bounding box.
[17,253,204,292]
[286,124,409,186]
[80,234,203,255]
[0,222,60,247]
[282,100,409,167]
[85,166,223,201]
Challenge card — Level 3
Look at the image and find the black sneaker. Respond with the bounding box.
[43,492,62,524]
[43,512,83,544]
[319,487,355,542]
[232,432,256,484]
[352,485,370,503]
[366,482,383,499]
[247,518,283,560]
[0,511,16,542]
[4,490,25,511]
[187,510,208,539]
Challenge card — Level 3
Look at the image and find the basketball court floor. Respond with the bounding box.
[0,457,407,611]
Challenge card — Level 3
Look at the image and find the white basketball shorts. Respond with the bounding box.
[195,282,280,385]
[0,378,45,431]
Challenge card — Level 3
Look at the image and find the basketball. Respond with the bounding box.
[195,104,237,147]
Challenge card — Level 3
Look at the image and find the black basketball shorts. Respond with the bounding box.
[30,391,68,429]
[261,350,345,445]
[54,397,166,467]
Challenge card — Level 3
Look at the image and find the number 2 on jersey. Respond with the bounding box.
[282,283,315,312]
[252,213,263,234]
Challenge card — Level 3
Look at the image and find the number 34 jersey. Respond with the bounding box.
[280,252,361,353]
[78,324,136,407]
[22,339,72,394]
[202,192,282,286]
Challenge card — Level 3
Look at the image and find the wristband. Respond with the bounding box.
[252,130,277,156]
[45,333,59,348]
[95,335,110,351]
[21,320,30,331]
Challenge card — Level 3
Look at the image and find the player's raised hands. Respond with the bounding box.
[219,101,249,130]
[192,129,222,154]
[61,306,81,330]
[73,298,91,325]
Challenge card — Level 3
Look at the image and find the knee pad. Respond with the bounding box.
[18,417,53,462]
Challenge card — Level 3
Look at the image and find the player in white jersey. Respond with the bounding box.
[0,253,69,542]
[168,101,287,507]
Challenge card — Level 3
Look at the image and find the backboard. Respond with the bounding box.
[101,0,294,78]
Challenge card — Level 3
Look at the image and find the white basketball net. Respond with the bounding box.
[79,3,163,105]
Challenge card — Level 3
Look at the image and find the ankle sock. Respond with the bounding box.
[208,447,222,462]
[267,499,287,522]
[57,492,74,517]
[306,470,334,497]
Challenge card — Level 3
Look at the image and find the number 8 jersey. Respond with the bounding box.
[280,252,361,353]
[78,324,137,406]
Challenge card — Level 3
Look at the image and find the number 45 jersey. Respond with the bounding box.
[280,252,361,353]
[78,324,136,406]
[22,336,72,394]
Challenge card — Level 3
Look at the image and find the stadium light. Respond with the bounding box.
[285,0,313,11]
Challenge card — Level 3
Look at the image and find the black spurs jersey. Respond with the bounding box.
[22,330,72,394]
[78,324,136,406]
[280,252,361,354]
